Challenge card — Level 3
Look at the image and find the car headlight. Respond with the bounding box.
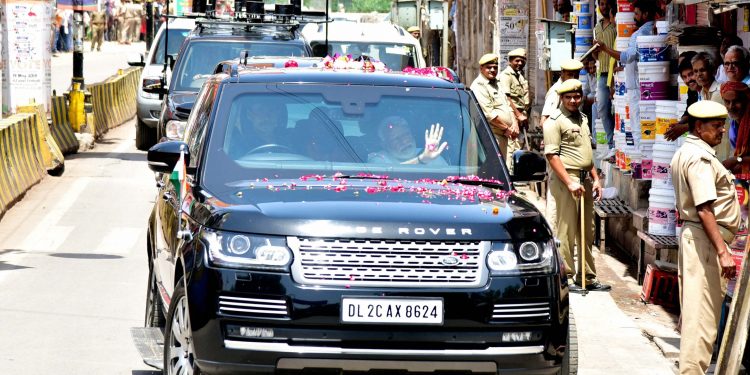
[165,119,187,140]
[487,239,555,275]
[204,230,292,270]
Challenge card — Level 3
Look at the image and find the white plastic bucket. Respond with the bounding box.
[652,142,676,188]
[595,119,607,145]
[574,12,593,30]
[648,187,677,236]
[637,35,670,62]
[639,61,671,101]
[614,70,627,97]
[640,101,656,141]
[641,142,654,180]
[575,29,593,50]
[630,149,643,179]
[656,21,669,35]
[616,13,636,38]
[655,100,678,139]
[615,37,629,52]
[573,0,591,13]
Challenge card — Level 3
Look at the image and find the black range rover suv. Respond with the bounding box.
[142,62,572,375]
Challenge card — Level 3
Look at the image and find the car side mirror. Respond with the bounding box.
[127,52,146,67]
[142,78,169,95]
[147,141,190,174]
[511,150,547,182]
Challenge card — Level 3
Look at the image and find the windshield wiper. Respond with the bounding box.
[445,176,506,189]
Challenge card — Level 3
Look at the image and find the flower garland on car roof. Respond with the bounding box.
[402,66,457,82]
[321,54,388,72]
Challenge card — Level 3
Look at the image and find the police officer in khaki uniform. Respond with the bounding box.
[544,79,611,292]
[540,59,584,234]
[470,53,519,173]
[499,48,530,128]
[671,100,739,375]
[116,0,127,44]
[540,59,584,127]
[90,10,106,51]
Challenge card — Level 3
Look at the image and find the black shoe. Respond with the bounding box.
[568,283,585,293]
[585,281,612,291]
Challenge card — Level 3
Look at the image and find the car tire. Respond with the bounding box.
[561,313,578,375]
[163,278,201,375]
[145,265,166,328]
[136,119,157,151]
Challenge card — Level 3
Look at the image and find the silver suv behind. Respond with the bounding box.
[128,18,195,150]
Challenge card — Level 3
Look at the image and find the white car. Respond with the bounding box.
[301,21,425,71]
[128,18,195,150]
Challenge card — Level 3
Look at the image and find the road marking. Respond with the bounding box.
[20,177,90,252]
[95,227,142,255]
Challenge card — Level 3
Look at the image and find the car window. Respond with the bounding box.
[152,28,192,64]
[322,42,417,71]
[202,84,503,198]
[173,41,307,92]
[184,82,218,168]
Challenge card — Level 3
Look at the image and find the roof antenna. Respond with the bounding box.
[325,0,329,54]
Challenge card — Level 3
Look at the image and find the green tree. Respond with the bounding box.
[350,0,391,12]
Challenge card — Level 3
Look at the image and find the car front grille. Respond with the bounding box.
[218,295,289,319]
[288,237,489,288]
[491,301,551,321]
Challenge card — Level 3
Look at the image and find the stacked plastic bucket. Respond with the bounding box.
[612,0,633,174]
[572,1,593,61]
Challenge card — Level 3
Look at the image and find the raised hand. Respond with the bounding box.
[420,123,448,162]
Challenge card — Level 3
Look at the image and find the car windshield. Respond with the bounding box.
[202,83,506,197]
[173,41,307,91]
[323,42,418,71]
[152,28,191,64]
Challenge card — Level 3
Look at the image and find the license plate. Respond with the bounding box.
[341,297,443,324]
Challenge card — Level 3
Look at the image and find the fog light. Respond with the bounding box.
[501,331,532,342]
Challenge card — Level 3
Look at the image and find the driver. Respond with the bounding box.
[226,99,289,159]
[368,116,448,165]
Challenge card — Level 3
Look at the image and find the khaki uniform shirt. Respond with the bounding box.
[543,106,593,170]
[470,73,515,138]
[541,79,563,117]
[498,66,529,114]
[671,134,740,235]
[90,11,106,26]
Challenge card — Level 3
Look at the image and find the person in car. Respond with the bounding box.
[368,116,448,165]
[226,99,289,159]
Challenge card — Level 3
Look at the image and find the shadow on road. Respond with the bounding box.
[68,152,146,162]
[132,370,161,375]
[49,253,123,260]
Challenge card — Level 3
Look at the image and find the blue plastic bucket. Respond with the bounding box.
[574,12,593,30]
[637,35,670,62]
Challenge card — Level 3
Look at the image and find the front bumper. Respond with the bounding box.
[187,265,568,375]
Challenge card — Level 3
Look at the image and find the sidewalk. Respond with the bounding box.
[515,185,679,373]
[52,40,147,94]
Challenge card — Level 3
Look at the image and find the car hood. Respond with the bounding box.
[194,179,550,241]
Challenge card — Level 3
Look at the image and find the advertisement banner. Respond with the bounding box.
[56,0,97,12]
[497,0,528,70]
[1,0,52,113]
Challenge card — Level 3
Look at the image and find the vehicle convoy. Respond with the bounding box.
[152,12,312,143]
[138,60,572,374]
[301,21,426,71]
[129,18,196,150]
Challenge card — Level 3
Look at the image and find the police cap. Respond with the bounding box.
[479,53,499,66]
[407,26,420,33]
[560,59,584,71]
[508,48,527,58]
[556,79,583,95]
[687,100,728,120]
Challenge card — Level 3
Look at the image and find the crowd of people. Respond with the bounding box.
[51,0,170,55]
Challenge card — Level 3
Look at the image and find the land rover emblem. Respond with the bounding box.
[441,256,460,266]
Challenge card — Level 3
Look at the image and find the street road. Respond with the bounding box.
[0,122,158,375]
[52,41,148,94]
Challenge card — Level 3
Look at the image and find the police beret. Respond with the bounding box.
[687,100,728,119]
[478,53,499,65]
[407,26,420,33]
[556,79,583,95]
[560,59,584,71]
[508,48,526,58]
